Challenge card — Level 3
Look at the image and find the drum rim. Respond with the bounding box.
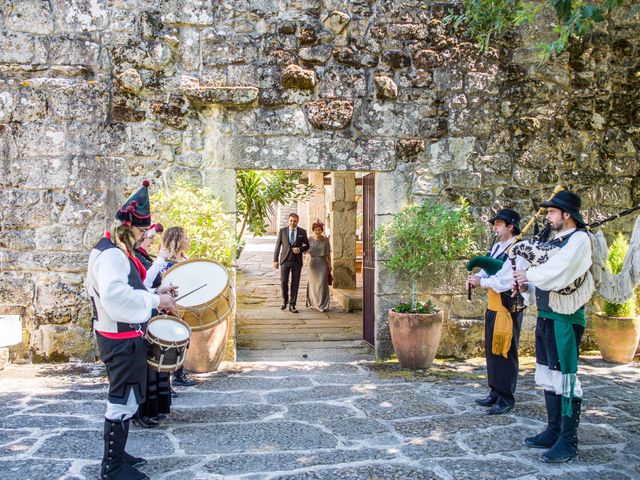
[161,258,232,310]
[147,314,192,343]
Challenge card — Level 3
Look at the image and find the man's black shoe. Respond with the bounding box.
[487,403,513,415]
[280,303,287,310]
[132,411,159,428]
[475,395,497,407]
[173,369,196,387]
[289,305,298,313]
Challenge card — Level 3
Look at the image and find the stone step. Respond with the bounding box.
[238,331,362,343]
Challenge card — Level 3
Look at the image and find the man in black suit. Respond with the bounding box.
[273,213,309,313]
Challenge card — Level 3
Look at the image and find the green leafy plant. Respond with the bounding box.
[375,198,483,312]
[445,0,630,60]
[602,232,637,317]
[395,300,439,315]
[236,170,314,240]
[151,180,236,266]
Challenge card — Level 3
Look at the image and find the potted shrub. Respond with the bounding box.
[375,198,481,369]
[592,233,640,363]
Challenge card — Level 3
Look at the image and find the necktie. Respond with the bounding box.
[290,229,295,245]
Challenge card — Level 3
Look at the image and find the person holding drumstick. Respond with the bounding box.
[161,226,197,388]
[134,223,174,428]
[86,180,178,480]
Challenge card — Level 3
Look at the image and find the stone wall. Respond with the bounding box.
[0,0,638,362]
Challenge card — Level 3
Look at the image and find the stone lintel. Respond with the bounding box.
[182,87,259,108]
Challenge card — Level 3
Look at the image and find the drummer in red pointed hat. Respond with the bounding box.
[86,180,177,480]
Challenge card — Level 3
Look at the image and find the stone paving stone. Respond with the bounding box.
[393,412,517,437]
[174,421,338,454]
[81,457,200,479]
[28,400,104,416]
[169,390,262,406]
[285,402,359,421]
[579,423,627,445]
[0,428,31,445]
[32,390,105,401]
[169,404,283,423]
[194,375,315,391]
[463,424,540,454]
[613,401,640,417]
[319,417,392,439]
[401,438,466,459]
[436,458,537,480]
[224,362,362,376]
[35,428,174,459]
[0,438,37,456]
[353,390,454,420]
[270,463,442,479]
[0,459,72,480]
[202,448,398,475]
[264,385,364,404]
[536,472,633,480]
[0,414,95,429]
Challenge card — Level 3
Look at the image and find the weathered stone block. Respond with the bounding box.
[353,101,436,137]
[373,75,398,100]
[12,123,66,158]
[282,64,316,90]
[396,138,425,158]
[30,324,95,361]
[48,83,109,122]
[316,65,367,98]
[0,273,35,306]
[387,23,429,41]
[450,294,486,319]
[35,226,85,252]
[151,102,189,129]
[429,137,476,174]
[381,50,411,69]
[299,44,333,64]
[1,87,47,123]
[233,107,310,135]
[3,0,54,34]
[116,68,143,94]
[438,316,484,358]
[323,11,350,35]
[45,37,102,67]
[413,49,443,69]
[54,0,109,32]
[160,0,214,26]
[0,230,36,251]
[183,87,259,108]
[0,32,34,63]
[202,41,257,66]
[305,100,353,130]
[0,347,8,370]
[433,68,464,93]
[375,170,411,216]
[466,71,498,95]
[333,46,378,68]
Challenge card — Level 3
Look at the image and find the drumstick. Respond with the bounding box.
[175,283,208,302]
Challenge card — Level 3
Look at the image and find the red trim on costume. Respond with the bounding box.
[128,251,147,282]
[97,330,143,339]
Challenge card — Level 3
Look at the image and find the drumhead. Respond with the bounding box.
[148,317,190,341]
[161,259,229,308]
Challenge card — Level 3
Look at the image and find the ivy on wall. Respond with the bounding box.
[445,0,633,59]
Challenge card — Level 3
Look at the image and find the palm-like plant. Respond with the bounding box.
[236,170,314,240]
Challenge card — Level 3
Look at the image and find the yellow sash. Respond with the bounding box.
[487,289,513,358]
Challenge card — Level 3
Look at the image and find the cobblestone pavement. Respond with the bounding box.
[0,358,638,480]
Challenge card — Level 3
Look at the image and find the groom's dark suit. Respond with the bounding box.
[274,226,309,308]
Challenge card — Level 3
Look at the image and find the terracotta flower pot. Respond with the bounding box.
[388,309,444,369]
[592,313,640,364]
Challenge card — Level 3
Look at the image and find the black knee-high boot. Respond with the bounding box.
[524,391,561,448]
[542,398,581,463]
[101,418,149,480]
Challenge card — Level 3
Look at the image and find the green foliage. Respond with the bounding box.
[151,180,236,266]
[375,198,482,311]
[395,300,439,315]
[445,0,629,60]
[602,232,637,317]
[236,170,314,239]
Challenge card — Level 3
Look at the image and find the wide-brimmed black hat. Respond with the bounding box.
[115,180,152,228]
[540,190,585,227]
[489,208,521,235]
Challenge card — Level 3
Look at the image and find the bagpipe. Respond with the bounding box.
[467,185,640,313]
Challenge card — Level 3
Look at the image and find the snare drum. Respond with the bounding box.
[145,315,191,372]
[161,258,233,332]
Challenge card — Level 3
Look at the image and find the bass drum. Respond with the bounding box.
[161,259,234,332]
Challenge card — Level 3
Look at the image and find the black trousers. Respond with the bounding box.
[280,260,302,306]
[535,317,584,371]
[484,309,523,407]
[139,368,171,418]
[96,333,147,405]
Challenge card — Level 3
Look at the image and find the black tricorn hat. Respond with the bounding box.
[115,180,152,228]
[540,190,585,227]
[489,208,521,235]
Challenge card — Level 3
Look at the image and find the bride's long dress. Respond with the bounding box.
[306,237,331,311]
